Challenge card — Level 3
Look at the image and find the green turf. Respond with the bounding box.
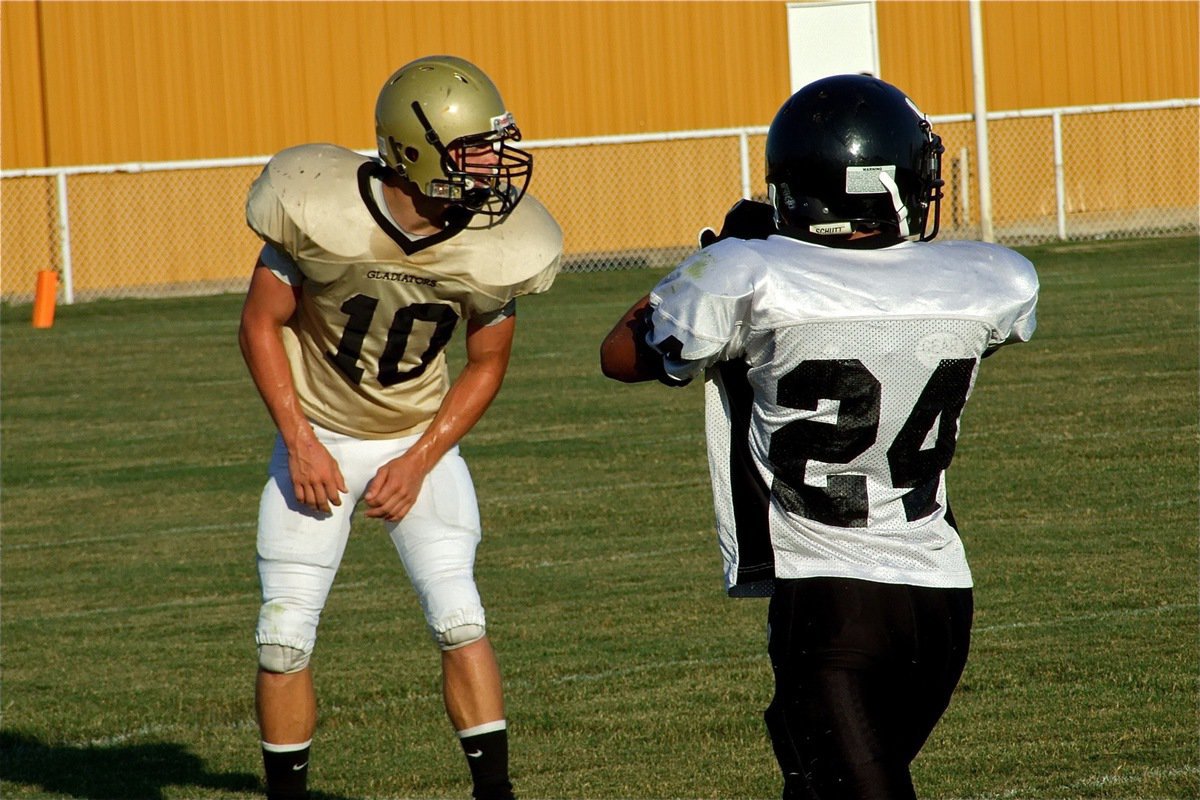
[2,236,1196,799]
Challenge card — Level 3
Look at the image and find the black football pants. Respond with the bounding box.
[763,576,973,800]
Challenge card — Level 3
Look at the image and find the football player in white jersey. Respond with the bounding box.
[601,75,1038,799]
[240,55,561,800]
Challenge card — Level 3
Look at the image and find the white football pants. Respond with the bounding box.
[254,423,485,657]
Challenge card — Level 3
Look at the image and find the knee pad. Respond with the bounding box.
[258,643,312,673]
[435,622,486,651]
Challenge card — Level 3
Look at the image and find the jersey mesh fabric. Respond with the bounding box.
[707,317,988,590]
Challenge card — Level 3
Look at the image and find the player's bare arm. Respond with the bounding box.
[364,314,515,521]
[599,294,666,383]
[239,261,348,513]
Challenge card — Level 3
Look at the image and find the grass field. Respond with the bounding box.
[1,235,1197,800]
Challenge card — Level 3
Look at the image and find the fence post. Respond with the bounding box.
[1053,110,1067,240]
[55,172,75,304]
[738,131,752,200]
[969,0,995,243]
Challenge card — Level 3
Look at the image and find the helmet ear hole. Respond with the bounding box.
[404,146,420,164]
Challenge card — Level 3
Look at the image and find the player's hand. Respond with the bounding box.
[287,437,347,514]
[364,453,427,521]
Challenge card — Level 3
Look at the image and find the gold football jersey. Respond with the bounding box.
[246,143,562,439]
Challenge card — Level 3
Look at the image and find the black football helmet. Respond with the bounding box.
[765,74,944,245]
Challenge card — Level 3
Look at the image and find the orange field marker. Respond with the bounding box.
[32,270,59,329]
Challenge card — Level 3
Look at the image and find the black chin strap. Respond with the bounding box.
[410,101,456,168]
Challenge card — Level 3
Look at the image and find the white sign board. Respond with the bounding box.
[786,1,880,93]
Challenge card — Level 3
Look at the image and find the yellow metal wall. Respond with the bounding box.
[4,1,1196,168]
[1,0,790,169]
[1,1,47,167]
[876,0,1198,113]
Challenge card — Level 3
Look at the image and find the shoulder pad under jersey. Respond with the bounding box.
[464,194,563,300]
[245,143,373,259]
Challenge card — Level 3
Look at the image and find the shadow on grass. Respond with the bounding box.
[0,730,350,800]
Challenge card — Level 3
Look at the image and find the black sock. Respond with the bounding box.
[458,723,514,800]
[261,740,310,800]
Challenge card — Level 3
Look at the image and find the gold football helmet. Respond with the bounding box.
[375,55,532,218]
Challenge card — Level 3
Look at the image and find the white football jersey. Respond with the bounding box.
[646,236,1038,595]
[246,143,562,439]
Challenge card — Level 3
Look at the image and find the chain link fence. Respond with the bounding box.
[3,100,1196,304]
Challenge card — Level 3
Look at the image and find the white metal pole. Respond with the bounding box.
[738,131,752,199]
[959,147,971,227]
[55,172,75,304]
[969,0,995,242]
[1053,111,1067,240]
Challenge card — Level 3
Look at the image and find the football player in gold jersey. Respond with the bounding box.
[239,55,561,800]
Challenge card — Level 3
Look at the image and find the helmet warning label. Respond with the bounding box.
[845,165,896,194]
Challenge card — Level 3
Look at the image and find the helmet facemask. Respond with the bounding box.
[914,120,946,241]
[887,117,946,242]
[430,110,531,219]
